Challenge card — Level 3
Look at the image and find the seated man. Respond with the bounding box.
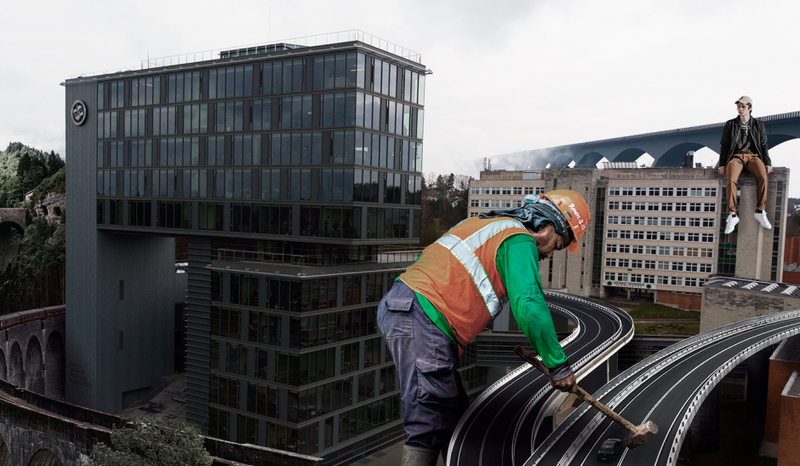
[718,95,772,234]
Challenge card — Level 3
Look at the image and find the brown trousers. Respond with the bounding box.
[726,153,768,213]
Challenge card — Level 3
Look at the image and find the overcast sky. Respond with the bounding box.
[3,0,800,196]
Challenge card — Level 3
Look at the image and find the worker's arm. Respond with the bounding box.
[497,236,575,389]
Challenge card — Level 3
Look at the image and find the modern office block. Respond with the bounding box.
[65,32,434,464]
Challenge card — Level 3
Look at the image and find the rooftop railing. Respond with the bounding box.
[141,29,422,70]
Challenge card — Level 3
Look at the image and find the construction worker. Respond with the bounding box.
[378,189,590,465]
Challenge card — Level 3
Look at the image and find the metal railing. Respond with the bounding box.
[141,29,422,69]
[216,247,423,267]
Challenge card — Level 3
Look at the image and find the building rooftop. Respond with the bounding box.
[74,30,423,78]
[705,276,800,297]
[771,335,800,363]
[783,371,800,398]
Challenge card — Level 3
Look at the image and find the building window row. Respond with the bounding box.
[212,337,389,388]
[471,199,515,209]
[249,305,383,351]
[608,201,716,212]
[211,395,322,454]
[98,90,423,140]
[605,243,714,258]
[608,187,717,197]
[98,131,423,174]
[469,186,545,196]
[98,168,422,207]
[607,215,716,228]
[104,199,420,240]
[211,390,401,455]
[605,257,713,273]
[604,272,706,287]
[606,229,715,242]
[211,271,396,317]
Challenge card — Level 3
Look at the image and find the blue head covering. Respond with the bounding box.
[479,194,572,244]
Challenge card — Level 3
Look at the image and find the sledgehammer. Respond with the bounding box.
[513,345,658,448]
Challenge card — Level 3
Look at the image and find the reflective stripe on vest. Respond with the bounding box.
[434,219,525,319]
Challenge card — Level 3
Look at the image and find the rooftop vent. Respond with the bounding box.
[761,283,780,293]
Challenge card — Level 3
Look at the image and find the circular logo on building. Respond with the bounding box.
[71,100,87,126]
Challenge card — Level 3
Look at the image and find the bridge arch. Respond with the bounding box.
[0,433,8,466]
[613,148,646,162]
[27,448,63,466]
[0,349,5,380]
[653,142,707,167]
[550,154,574,168]
[25,336,44,394]
[8,343,23,387]
[575,151,605,168]
[45,332,65,400]
[768,133,798,148]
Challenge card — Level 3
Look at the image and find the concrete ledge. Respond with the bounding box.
[203,437,324,466]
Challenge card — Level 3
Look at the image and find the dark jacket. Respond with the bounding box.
[719,115,771,167]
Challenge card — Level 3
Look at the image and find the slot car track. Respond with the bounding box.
[446,293,800,466]
[446,292,634,466]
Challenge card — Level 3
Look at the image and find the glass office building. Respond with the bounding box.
[66,32,433,465]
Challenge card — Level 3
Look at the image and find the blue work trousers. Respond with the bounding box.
[377,281,469,450]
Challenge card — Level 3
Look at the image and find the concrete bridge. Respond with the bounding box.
[492,110,800,169]
[0,306,322,466]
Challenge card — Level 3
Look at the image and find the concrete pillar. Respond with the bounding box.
[687,383,720,453]
[747,346,773,427]
[580,363,609,395]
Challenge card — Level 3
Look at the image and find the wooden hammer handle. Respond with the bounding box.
[513,346,638,434]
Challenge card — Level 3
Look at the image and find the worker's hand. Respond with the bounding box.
[717,166,726,176]
[551,372,578,393]
[766,165,773,175]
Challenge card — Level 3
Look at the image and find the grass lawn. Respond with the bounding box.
[634,322,700,335]
[628,303,700,319]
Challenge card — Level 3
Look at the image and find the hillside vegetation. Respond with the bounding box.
[0,142,65,314]
[0,142,64,207]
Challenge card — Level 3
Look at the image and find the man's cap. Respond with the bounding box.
[735,96,753,106]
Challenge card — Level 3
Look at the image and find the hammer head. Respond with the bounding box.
[623,421,658,449]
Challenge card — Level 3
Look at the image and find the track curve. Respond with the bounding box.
[447,292,633,466]
[525,309,800,466]
[448,293,800,466]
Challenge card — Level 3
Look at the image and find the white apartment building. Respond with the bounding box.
[468,167,788,310]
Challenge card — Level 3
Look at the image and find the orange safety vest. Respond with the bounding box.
[400,217,533,354]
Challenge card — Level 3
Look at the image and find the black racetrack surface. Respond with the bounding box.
[447,292,633,466]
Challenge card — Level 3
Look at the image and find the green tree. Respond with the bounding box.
[0,175,21,207]
[46,151,65,177]
[79,417,213,466]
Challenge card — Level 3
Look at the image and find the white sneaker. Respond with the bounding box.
[754,210,772,229]
[724,214,739,234]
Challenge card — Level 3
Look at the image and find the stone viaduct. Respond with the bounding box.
[0,306,322,465]
[492,110,800,169]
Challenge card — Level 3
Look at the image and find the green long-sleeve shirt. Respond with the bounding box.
[414,234,568,368]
